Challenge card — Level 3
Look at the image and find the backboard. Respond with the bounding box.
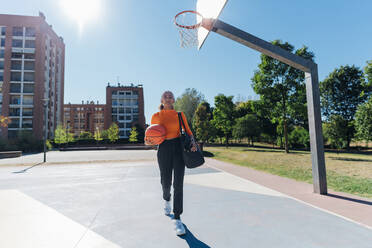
[196,0,228,50]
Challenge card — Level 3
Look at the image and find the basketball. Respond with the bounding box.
[145,124,166,145]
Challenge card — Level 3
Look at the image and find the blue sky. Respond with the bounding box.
[2,0,372,124]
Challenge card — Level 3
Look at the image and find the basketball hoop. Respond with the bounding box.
[174,10,203,48]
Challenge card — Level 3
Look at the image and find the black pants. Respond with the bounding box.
[157,137,185,220]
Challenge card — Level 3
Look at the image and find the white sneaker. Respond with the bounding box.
[164,200,171,215]
[173,219,186,236]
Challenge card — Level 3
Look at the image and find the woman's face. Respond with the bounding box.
[161,92,175,106]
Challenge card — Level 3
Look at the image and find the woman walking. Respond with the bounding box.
[146,91,197,236]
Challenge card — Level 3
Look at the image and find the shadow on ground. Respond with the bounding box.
[329,157,372,162]
[179,224,211,248]
[327,193,372,206]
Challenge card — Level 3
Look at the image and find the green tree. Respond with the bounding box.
[107,123,119,143]
[320,65,371,148]
[174,88,205,128]
[79,131,93,140]
[129,126,139,143]
[289,126,310,149]
[211,94,236,147]
[94,128,103,144]
[252,100,278,146]
[233,114,261,146]
[323,115,349,151]
[54,125,67,146]
[193,101,213,149]
[355,96,372,144]
[67,132,75,144]
[235,100,254,118]
[365,60,372,84]
[252,40,314,153]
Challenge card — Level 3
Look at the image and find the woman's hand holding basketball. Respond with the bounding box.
[145,137,155,146]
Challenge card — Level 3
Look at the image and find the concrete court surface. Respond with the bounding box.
[0,150,371,248]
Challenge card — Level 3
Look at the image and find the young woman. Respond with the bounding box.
[146,91,197,236]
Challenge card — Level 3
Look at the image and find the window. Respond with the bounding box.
[23,72,34,82]
[8,119,20,128]
[124,99,130,105]
[118,116,124,121]
[111,108,117,114]
[0,27,5,36]
[23,84,34,93]
[125,123,132,129]
[1,38,5,47]
[125,116,131,120]
[10,72,21,81]
[25,27,36,37]
[11,52,22,59]
[118,108,124,114]
[118,123,124,128]
[133,91,138,95]
[12,39,22,48]
[125,108,131,114]
[25,40,35,48]
[0,71,3,81]
[0,61,3,70]
[133,108,139,113]
[22,119,33,128]
[10,83,21,93]
[0,50,4,58]
[24,61,35,70]
[24,53,35,59]
[112,115,117,122]
[125,92,131,95]
[133,114,139,122]
[9,95,21,105]
[112,99,117,106]
[23,108,33,116]
[23,96,33,105]
[12,27,23,36]
[9,108,21,116]
[11,61,22,70]
[119,131,124,136]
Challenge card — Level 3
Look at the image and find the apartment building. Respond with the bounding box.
[64,101,105,136]
[0,12,65,139]
[105,83,145,138]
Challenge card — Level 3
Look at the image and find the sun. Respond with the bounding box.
[60,0,101,32]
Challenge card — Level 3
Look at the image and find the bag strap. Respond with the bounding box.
[177,112,184,135]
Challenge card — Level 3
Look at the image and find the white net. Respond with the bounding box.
[174,11,202,48]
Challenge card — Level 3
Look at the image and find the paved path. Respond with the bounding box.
[0,150,371,247]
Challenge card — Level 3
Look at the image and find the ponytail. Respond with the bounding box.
[159,104,164,110]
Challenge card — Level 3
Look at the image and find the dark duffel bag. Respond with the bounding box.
[178,112,205,169]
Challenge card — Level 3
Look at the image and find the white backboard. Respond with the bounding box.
[197,0,228,50]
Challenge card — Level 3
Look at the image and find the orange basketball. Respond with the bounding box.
[145,124,166,145]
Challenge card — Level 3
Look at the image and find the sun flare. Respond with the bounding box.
[60,0,101,32]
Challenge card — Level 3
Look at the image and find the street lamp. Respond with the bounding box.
[42,98,49,163]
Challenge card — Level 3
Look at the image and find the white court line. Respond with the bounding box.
[0,190,121,248]
[206,163,372,231]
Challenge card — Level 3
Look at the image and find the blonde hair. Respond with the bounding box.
[159,91,175,110]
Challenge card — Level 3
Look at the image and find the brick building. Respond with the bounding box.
[0,12,65,139]
[105,83,145,138]
[64,101,105,137]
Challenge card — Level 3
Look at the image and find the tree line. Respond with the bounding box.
[175,41,372,152]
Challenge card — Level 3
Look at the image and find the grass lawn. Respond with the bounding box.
[204,145,372,199]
